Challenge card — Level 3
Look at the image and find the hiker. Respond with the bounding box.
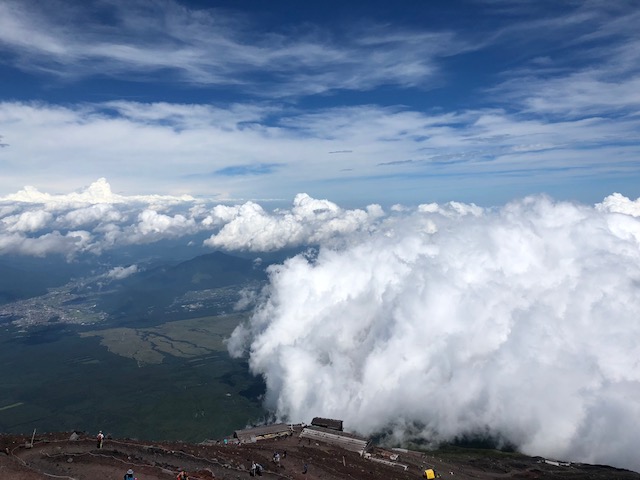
[124,468,136,480]
[273,451,280,466]
[255,463,264,476]
[250,461,257,476]
[302,463,308,474]
[177,470,189,480]
[96,430,104,449]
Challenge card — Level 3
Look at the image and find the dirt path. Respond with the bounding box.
[2,431,640,480]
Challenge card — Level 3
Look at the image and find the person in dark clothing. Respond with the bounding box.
[177,470,189,480]
[124,468,135,480]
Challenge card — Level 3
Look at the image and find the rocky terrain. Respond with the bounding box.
[1,429,639,480]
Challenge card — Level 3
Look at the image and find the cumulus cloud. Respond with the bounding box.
[204,193,384,251]
[58,203,124,229]
[597,192,640,217]
[0,177,194,209]
[228,194,640,472]
[0,179,203,257]
[137,209,196,235]
[0,230,91,257]
[106,264,139,280]
[2,209,53,232]
[0,180,392,257]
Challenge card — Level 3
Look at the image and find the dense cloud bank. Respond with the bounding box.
[0,180,386,257]
[228,195,640,472]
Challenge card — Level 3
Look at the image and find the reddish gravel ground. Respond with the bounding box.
[1,430,639,480]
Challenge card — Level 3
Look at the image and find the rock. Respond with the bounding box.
[69,432,79,441]
[67,457,73,463]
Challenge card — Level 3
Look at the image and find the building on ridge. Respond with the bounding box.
[310,417,343,431]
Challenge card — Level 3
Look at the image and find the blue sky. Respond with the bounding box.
[0,0,639,207]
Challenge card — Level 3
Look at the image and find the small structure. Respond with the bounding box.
[543,458,571,467]
[311,417,343,431]
[300,426,368,455]
[365,455,408,471]
[234,423,291,443]
[365,448,407,471]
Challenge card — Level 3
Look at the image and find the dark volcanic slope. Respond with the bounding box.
[1,430,639,480]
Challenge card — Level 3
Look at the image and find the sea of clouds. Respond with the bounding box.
[2,179,640,471]
[227,193,640,472]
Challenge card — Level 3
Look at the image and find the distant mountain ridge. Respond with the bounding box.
[132,251,265,287]
[96,251,267,322]
[0,256,93,305]
[0,263,49,304]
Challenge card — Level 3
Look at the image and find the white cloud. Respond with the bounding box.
[228,194,640,472]
[489,5,640,119]
[130,209,198,240]
[106,264,139,280]
[0,177,194,208]
[417,200,483,217]
[1,101,640,205]
[597,192,640,217]
[0,180,387,256]
[0,0,466,97]
[0,179,203,256]
[2,209,53,232]
[498,72,640,118]
[0,230,91,257]
[204,193,384,251]
[58,203,124,228]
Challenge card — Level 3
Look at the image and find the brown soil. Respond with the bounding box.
[1,430,639,480]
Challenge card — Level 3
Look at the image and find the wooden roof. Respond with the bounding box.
[311,417,343,431]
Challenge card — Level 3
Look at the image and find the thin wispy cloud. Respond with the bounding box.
[0,0,465,97]
[214,163,284,177]
[486,3,640,119]
[1,100,639,204]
